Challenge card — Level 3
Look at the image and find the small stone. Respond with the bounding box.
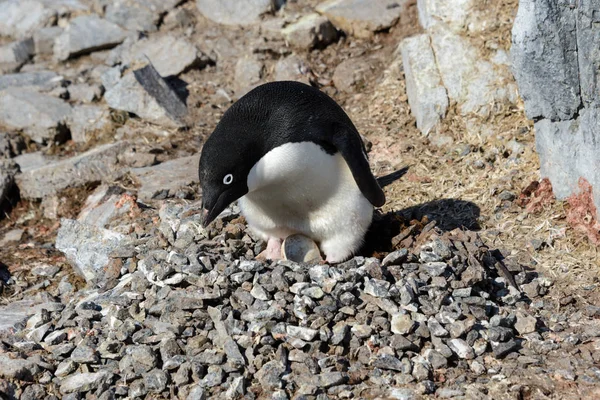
[55,360,77,377]
[382,249,408,266]
[492,339,519,358]
[0,354,39,381]
[391,314,416,335]
[143,369,169,393]
[470,360,486,375]
[364,278,390,297]
[287,325,318,341]
[129,155,199,202]
[499,190,516,201]
[71,345,99,364]
[0,38,33,72]
[488,326,514,342]
[412,357,432,381]
[448,339,474,359]
[234,56,263,90]
[423,349,447,369]
[250,284,270,301]
[301,286,325,300]
[351,324,373,339]
[196,0,275,26]
[201,366,224,387]
[427,318,448,337]
[60,371,113,394]
[423,262,447,276]
[372,354,404,371]
[514,312,537,335]
[256,360,285,390]
[34,27,63,56]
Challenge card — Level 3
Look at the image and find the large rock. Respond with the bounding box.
[77,185,133,228]
[56,219,130,285]
[400,34,448,134]
[0,354,39,381]
[33,26,63,55]
[0,38,34,73]
[0,88,71,144]
[54,14,127,61]
[69,105,111,143]
[511,0,600,217]
[535,108,600,208]
[429,24,516,116]
[281,13,338,49]
[59,371,113,394]
[117,35,207,77]
[511,0,580,121]
[196,0,274,26]
[0,70,63,92]
[0,0,56,39]
[104,63,187,128]
[15,142,127,199]
[105,1,159,32]
[316,0,406,39]
[417,0,476,32]
[129,155,199,201]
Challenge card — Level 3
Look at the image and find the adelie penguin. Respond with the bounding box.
[199,81,386,263]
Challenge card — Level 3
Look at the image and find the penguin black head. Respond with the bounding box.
[199,126,256,227]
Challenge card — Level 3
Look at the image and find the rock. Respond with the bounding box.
[105,1,159,32]
[16,142,127,199]
[511,0,580,120]
[282,234,322,263]
[287,325,318,341]
[332,58,371,93]
[68,83,102,103]
[391,314,415,335]
[0,70,62,92]
[60,371,113,394]
[129,155,199,201]
[535,109,600,212]
[417,0,477,32]
[55,218,130,285]
[448,338,474,359]
[234,56,264,91]
[282,13,338,49]
[0,0,57,39]
[429,24,517,116]
[0,354,39,381]
[0,229,23,246]
[119,35,208,77]
[196,0,274,26]
[372,354,404,371]
[273,55,311,83]
[69,105,111,143]
[71,345,100,364]
[400,34,448,135]
[0,88,70,144]
[382,249,408,266]
[491,339,519,358]
[316,0,405,39]
[54,14,127,61]
[33,26,63,55]
[0,38,34,73]
[104,63,187,128]
[514,312,537,335]
[144,369,169,393]
[256,360,285,390]
[77,185,132,228]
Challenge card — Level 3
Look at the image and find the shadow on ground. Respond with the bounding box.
[362,198,481,255]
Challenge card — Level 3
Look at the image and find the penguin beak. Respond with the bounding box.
[200,185,249,228]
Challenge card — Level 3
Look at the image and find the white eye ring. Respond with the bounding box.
[223,174,233,185]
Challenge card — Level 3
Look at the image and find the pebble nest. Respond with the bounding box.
[2,202,599,400]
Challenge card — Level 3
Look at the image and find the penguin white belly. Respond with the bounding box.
[238,141,373,262]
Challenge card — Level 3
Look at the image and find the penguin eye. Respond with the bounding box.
[223,174,233,185]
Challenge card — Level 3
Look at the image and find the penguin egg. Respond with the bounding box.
[223,174,233,185]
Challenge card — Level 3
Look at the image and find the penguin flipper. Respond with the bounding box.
[329,124,386,207]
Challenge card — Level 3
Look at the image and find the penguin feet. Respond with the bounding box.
[257,237,283,261]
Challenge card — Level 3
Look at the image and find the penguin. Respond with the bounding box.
[198,81,386,263]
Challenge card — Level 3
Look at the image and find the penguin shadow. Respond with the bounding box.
[361,197,481,256]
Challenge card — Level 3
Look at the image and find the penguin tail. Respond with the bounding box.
[376,166,409,188]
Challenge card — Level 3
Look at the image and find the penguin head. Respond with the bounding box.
[198,123,259,228]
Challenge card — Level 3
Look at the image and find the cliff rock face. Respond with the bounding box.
[512,0,600,215]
